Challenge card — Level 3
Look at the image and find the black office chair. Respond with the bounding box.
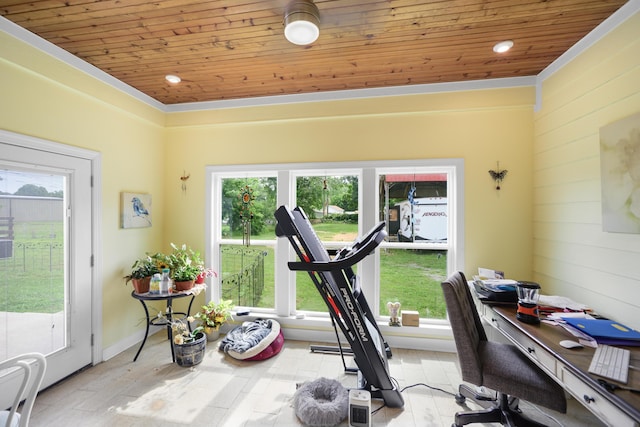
[441,271,566,427]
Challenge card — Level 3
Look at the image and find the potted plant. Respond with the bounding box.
[167,243,204,290]
[194,299,234,341]
[124,255,160,293]
[195,266,217,284]
[170,315,206,367]
[172,264,202,290]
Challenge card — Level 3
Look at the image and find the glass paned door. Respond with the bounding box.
[0,140,92,394]
[0,169,66,358]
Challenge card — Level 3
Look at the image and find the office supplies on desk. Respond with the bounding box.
[472,277,518,303]
[487,304,640,425]
[538,295,590,312]
[516,281,541,324]
[589,344,630,384]
[559,340,584,349]
[562,318,640,346]
[477,267,505,279]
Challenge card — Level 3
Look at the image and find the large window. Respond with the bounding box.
[218,176,276,309]
[207,160,463,323]
[294,172,359,311]
[377,172,450,319]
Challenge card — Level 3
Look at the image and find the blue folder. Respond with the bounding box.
[562,318,640,345]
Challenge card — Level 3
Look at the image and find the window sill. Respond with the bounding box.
[223,311,455,353]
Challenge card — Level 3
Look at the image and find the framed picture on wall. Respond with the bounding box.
[600,112,640,233]
[121,192,152,229]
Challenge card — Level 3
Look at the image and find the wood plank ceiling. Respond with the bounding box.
[0,0,628,105]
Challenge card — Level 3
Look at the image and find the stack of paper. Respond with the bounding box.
[538,295,589,312]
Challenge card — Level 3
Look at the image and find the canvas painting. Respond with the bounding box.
[600,112,640,233]
[121,192,152,228]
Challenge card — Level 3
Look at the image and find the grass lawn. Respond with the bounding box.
[0,221,65,313]
[3,220,447,319]
[228,221,448,319]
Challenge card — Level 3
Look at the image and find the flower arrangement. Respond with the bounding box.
[196,266,217,283]
[194,299,234,331]
[170,315,204,345]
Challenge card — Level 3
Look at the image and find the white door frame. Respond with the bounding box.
[0,129,102,365]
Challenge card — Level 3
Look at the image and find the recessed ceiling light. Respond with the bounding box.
[493,40,514,53]
[165,74,181,84]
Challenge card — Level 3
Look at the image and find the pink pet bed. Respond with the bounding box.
[219,319,283,361]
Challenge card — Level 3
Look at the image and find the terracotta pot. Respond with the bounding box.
[195,273,205,284]
[174,279,195,291]
[131,276,151,294]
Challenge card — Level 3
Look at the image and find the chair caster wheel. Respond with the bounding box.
[454,393,466,404]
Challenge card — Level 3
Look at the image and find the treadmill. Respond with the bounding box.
[275,205,404,408]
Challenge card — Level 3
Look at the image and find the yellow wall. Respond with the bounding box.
[164,89,537,282]
[533,12,640,329]
[1,32,167,347]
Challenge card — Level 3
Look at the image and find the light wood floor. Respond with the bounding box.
[29,332,604,426]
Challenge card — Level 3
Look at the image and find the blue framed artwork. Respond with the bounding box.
[121,192,152,229]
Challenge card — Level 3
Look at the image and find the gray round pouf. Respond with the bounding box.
[293,377,349,426]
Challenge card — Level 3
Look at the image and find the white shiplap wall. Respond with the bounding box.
[533,10,640,329]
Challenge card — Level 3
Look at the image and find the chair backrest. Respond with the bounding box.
[0,353,46,427]
[441,271,487,386]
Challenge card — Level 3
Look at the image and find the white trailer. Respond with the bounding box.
[397,197,447,242]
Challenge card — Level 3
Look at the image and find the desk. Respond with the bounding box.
[477,300,640,426]
[131,286,203,362]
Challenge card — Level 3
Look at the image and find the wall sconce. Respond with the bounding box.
[284,0,320,45]
[488,162,508,190]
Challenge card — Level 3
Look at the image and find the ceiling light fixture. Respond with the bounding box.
[283,0,320,46]
[493,40,514,53]
[165,74,181,84]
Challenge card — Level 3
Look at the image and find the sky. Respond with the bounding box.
[0,169,64,194]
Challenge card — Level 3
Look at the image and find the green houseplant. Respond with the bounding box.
[194,299,234,341]
[124,255,160,293]
[168,243,205,290]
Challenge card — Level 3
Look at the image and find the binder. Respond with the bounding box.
[562,318,640,346]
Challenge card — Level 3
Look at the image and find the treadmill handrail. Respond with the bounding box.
[287,225,386,272]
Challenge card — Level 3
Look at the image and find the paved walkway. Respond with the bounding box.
[0,311,65,360]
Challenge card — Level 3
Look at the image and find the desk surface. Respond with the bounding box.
[491,305,640,423]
